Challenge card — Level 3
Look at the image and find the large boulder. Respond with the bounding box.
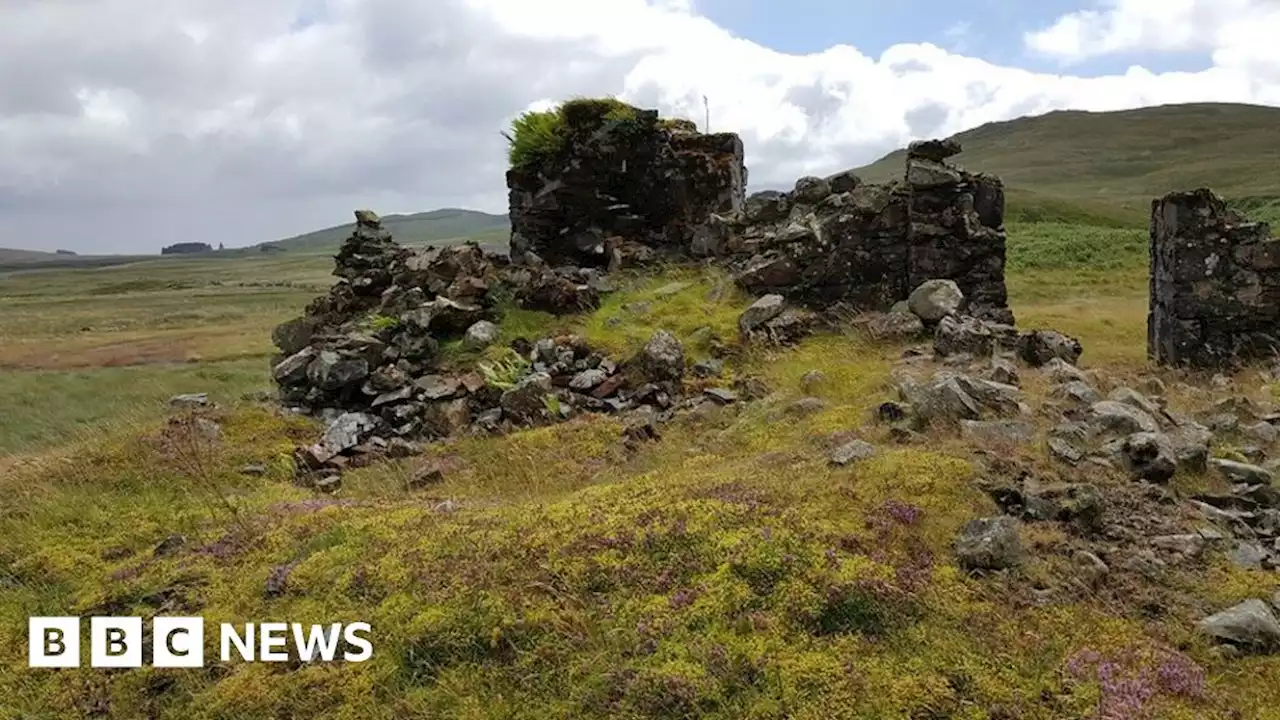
[907,138,962,162]
[792,176,831,205]
[463,320,500,350]
[865,309,926,341]
[306,351,369,392]
[908,279,964,323]
[321,412,381,455]
[739,294,786,334]
[1122,432,1177,482]
[499,372,555,425]
[899,375,981,425]
[272,316,319,356]
[743,191,790,224]
[933,315,1019,358]
[1022,482,1105,529]
[274,347,317,386]
[1090,400,1160,436]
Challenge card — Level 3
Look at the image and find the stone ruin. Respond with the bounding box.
[508,108,1012,323]
[1149,188,1280,368]
[507,104,746,269]
[269,211,734,482]
[729,138,1012,324]
[271,104,1029,480]
[265,109,1280,652]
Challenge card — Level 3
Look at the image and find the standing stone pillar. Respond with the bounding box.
[1149,188,1280,367]
[903,139,1013,324]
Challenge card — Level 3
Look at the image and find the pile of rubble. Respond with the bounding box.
[270,211,770,482]
[849,284,1280,654]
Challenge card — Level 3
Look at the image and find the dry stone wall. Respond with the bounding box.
[1149,188,1280,368]
[732,138,1012,323]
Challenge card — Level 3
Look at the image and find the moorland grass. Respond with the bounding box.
[3,316,1277,718]
[0,359,272,456]
[4,219,1280,717]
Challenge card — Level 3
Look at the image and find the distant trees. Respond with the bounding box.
[161,242,213,255]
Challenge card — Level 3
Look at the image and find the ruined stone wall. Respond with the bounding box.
[904,140,1010,322]
[1149,188,1280,367]
[733,139,1012,323]
[507,105,746,268]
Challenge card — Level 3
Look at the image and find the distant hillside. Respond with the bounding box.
[855,102,1280,227]
[264,208,509,252]
[0,248,56,264]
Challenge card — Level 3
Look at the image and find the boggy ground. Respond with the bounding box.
[2,222,1278,719]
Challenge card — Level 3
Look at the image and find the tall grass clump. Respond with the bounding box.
[506,107,565,170]
[504,97,648,171]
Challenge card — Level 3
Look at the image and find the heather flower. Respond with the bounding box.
[882,499,923,526]
[1155,650,1206,698]
[1063,645,1204,719]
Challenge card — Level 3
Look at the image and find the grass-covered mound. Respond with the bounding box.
[4,266,1280,719]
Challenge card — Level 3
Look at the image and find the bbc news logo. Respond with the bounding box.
[29,617,372,668]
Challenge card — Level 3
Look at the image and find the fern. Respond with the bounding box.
[478,348,531,391]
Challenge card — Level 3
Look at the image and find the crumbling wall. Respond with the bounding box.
[1148,188,1280,367]
[732,139,1012,323]
[904,139,1010,322]
[506,103,746,268]
[270,210,718,481]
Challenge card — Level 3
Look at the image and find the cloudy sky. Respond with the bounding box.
[4,0,1280,254]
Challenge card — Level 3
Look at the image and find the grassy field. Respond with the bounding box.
[2,218,1278,718]
[0,252,332,456]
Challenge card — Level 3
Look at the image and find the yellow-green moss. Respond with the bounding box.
[581,267,749,360]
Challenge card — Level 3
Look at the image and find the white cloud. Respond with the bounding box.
[1024,0,1280,77]
[3,0,1280,253]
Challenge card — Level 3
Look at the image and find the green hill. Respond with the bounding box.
[0,248,57,264]
[264,208,510,252]
[855,102,1280,227]
[0,209,511,273]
